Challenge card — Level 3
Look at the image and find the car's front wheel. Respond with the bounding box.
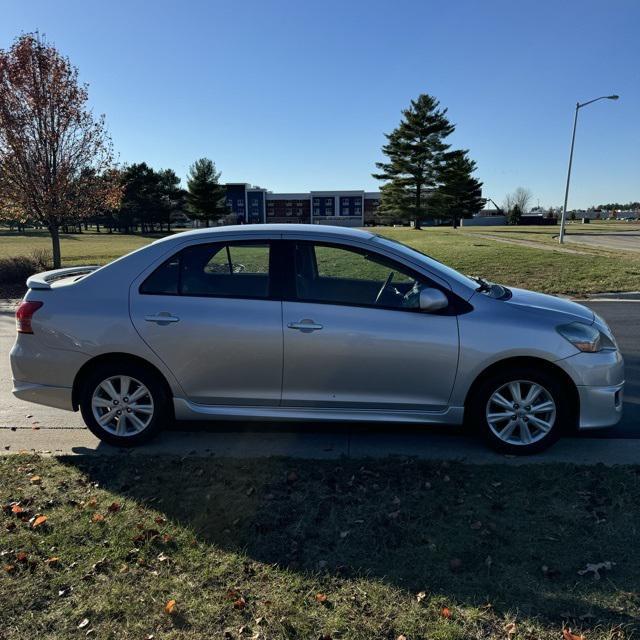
[79,362,170,446]
[471,366,570,454]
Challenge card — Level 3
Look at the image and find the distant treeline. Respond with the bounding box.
[596,202,640,211]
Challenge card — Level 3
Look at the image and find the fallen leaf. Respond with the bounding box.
[441,607,452,619]
[416,591,427,603]
[233,596,246,609]
[11,504,23,514]
[16,551,28,563]
[45,557,61,567]
[164,599,177,615]
[339,530,350,539]
[577,561,615,580]
[315,593,328,603]
[504,621,517,637]
[30,475,42,484]
[32,515,47,528]
[563,629,586,640]
[91,513,105,523]
[107,502,121,513]
[397,636,408,640]
[155,516,166,525]
[78,618,90,629]
[4,564,16,574]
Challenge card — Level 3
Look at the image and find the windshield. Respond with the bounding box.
[372,235,480,291]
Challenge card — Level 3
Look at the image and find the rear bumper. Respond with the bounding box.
[577,382,624,429]
[12,379,74,411]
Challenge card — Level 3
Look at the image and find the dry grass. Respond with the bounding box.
[1,454,638,639]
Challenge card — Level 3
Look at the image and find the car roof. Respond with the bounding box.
[153,224,375,245]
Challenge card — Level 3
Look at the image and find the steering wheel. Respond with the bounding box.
[374,271,395,305]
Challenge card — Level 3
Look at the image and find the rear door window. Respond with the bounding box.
[140,241,272,299]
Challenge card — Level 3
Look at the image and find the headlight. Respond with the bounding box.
[557,322,616,352]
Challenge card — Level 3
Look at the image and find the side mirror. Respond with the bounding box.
[419,287,449,313]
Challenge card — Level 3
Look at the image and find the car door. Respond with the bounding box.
[130,239,283,406]
[281,240,459,411]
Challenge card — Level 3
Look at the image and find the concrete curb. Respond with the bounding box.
[1,428,639,466]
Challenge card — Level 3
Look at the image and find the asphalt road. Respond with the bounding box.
[0,300,638,458]
[565,231,640,253]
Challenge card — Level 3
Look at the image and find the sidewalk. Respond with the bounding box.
[2,425,640,465]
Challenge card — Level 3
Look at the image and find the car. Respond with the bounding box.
[10,224,624,454]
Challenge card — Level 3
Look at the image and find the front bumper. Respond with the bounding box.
[556,348,625,429]
[12,379,74,411]
[577,382,624,429]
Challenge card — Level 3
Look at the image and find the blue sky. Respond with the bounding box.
[2,0,638,208]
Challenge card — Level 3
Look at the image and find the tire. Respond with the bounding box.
[79,361,171,447]
[468,366,570,455]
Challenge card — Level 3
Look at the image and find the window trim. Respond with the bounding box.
[138,240,278,301]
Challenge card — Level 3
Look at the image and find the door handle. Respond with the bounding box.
[287,319,323,332]
[144,313,180,324]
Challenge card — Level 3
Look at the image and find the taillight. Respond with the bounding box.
[16,301,43,334]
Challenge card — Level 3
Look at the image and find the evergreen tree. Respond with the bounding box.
[432,150,485,228]
[186,158,228,227]
[508,203,523,225]
[117,163,182,232]
[373,94,454,229]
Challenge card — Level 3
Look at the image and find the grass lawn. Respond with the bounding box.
[1,454,639,639]
[1,223,640,296]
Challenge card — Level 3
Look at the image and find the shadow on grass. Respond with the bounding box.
[60,454,640,628]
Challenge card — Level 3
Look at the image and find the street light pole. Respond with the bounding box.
[558,95,619,244]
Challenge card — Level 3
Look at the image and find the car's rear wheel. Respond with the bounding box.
[79,362,170,446]
[470,366,569,454]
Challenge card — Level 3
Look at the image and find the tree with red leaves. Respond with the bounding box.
[0,33,119,267]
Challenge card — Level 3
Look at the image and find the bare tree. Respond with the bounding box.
[502,187,533,214]
[0,33,118,267]
[502,192,515,213]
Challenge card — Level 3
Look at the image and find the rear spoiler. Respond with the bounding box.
[26,265,101,290]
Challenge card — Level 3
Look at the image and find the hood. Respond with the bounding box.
[505,287,594,323]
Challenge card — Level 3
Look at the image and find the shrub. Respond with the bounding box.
[0,250,52,284]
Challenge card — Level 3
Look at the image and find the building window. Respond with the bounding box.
[325,198,332,206]
[313,208,319,216]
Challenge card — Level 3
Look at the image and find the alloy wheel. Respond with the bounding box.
[91,375,154,437]
[485,379,556,446]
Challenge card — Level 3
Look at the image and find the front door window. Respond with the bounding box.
[294,241,425,310]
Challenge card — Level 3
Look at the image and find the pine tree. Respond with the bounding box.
[433,150,485,228]
[373,94,454,229]
[508,203,523,225]
[186,158,228,227]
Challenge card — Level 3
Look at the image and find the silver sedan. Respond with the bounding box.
[10,224,624,454]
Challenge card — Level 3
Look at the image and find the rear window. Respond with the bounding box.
[140,242,271,299]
